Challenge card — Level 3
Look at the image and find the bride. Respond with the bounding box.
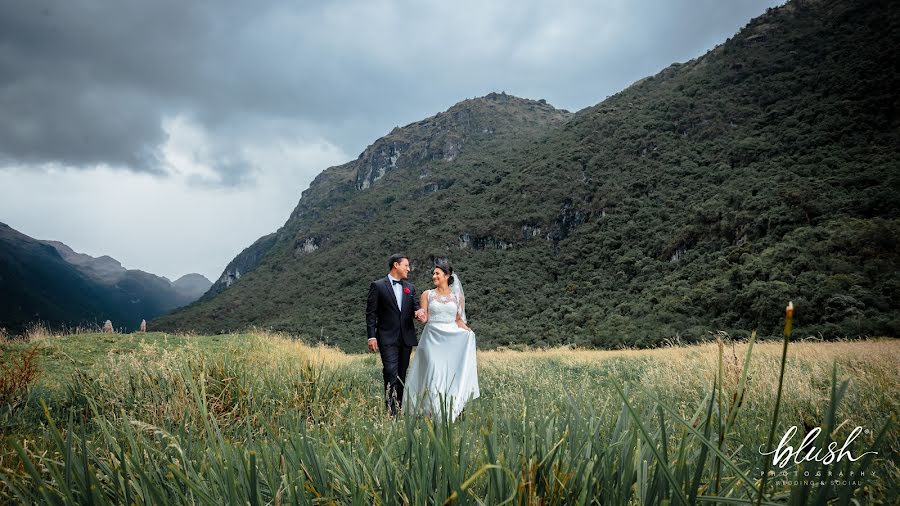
[403,258,479,421]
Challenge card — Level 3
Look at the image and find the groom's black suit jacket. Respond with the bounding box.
[366,277,419,347]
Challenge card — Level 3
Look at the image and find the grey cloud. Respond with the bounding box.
[0,0,783,185]
[0,79,167,172]
[185,156,257,189]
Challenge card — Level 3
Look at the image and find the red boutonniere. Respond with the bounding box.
[403,287,411,294]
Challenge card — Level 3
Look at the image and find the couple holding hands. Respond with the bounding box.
[366,254,479,421]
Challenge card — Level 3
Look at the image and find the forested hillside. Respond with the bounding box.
[155,0,900,350]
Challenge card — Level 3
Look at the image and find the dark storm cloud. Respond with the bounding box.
[0,0,783,185]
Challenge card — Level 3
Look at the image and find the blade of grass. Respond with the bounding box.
[756,302,793,506]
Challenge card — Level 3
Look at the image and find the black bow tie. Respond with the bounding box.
[392,280,402,285]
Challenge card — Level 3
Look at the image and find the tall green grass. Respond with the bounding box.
[1,324,895,504]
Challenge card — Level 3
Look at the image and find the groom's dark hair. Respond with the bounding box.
[388,253,408,271]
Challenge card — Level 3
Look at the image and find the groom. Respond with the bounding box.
[366,254,424,416]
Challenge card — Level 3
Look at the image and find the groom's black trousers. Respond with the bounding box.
[378,340,413,416]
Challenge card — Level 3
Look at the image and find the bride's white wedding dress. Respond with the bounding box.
[403,289,479,421]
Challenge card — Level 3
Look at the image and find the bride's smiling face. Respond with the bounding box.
[432,268,449,288]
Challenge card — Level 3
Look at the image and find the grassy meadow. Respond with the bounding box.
[1,327,897,504]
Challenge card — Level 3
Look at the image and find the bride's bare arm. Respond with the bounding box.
[418,290,429,323]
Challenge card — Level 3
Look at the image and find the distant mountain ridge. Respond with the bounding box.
[40,240,127,283]
[172,273,214,301]
[40,240,212,303]
[0,223,211,333]
[156,0,899,349]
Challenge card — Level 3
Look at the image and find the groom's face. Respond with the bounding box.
[393,258,410,279]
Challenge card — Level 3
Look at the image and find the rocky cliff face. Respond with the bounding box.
[354,93,569,191]
[202,232,278,300]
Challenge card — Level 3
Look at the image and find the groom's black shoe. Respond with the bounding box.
[385,387,399,417]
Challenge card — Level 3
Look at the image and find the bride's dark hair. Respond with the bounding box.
[434,258,454,285]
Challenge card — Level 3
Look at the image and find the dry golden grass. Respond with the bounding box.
[241,328,357,369]
[21,322,52,342]
[475,337,898,366]
[472,337,900,427]
[3,330,896,504]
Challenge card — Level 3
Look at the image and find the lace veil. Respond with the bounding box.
[450,273,466,323]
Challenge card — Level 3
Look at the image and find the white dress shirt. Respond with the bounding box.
[387,274,403,310]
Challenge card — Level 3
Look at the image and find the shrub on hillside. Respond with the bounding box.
[0,346,41,415]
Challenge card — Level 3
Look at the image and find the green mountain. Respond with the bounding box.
[201,232,278,302]
[155,0,900,350]
[0,223,212,333]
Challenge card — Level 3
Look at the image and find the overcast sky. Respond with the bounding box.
[0,0,784,282]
